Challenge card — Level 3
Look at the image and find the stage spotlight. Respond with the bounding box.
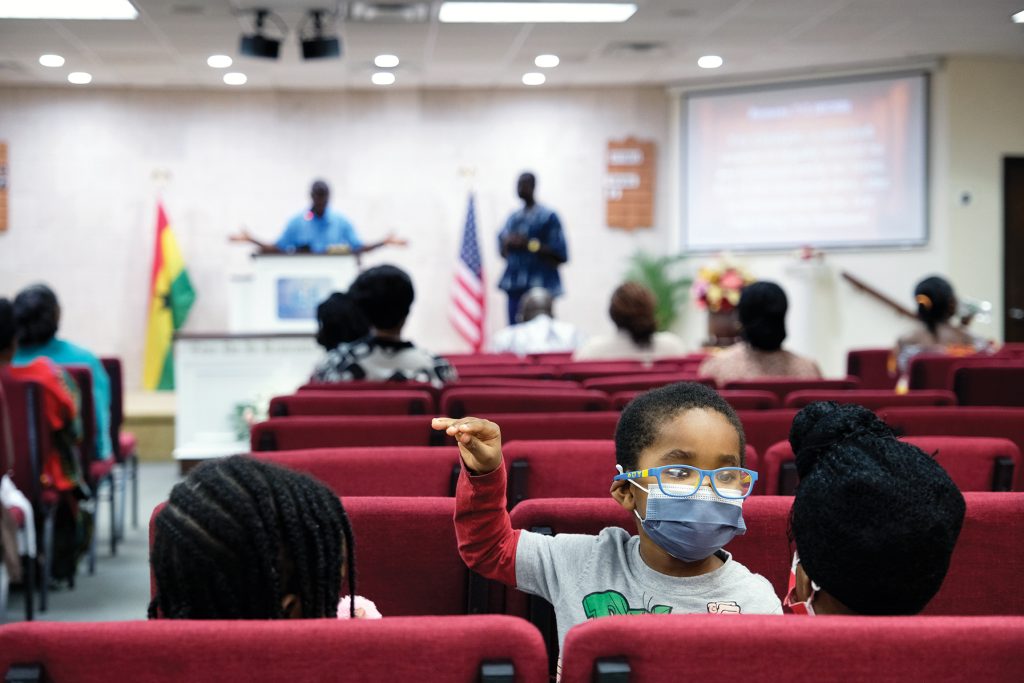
[240,9,284,60]
[300,10,342,60]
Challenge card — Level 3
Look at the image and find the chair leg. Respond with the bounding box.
[41,508,54,612]
[108,475,117,557]
[88,497,97,575]
[22,554,35,621]
[131,454,139,529]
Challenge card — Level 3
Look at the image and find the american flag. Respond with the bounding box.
[451,194,485,351]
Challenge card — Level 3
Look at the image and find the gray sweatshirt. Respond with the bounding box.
[516,527,784,651]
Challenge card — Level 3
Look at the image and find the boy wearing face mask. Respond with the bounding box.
[432,382,781,655]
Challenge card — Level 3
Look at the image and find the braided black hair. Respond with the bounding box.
[914,275,956,336]
[149,456,356,620]
[789,402,965,615]
[615,382,746,472]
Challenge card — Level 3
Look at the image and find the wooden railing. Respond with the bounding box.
[841,271,916,319]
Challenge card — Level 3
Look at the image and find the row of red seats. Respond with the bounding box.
[275,385,960,418]
[4,613,1020,683]
[250,434,1020,502]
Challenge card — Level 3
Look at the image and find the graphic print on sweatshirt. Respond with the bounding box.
[582,590,743,619]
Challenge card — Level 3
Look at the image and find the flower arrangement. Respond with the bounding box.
[691,258,755,313]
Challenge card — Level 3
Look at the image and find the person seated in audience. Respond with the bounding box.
[434,382,780,664]
[315,291,370,352]
[895,275,990,376]
[784,402,965,615]
[698,281,820,385]
[311,265,456,388]
[12,284,113,460]
[150,456,379,619]
[489,287,584,356]
[573,282,687,361]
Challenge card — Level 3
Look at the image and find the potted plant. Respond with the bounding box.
[626,251,692,332]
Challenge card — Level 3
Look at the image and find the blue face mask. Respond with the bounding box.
[625,477,747,563]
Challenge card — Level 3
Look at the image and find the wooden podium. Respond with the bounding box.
[227,253,360,333]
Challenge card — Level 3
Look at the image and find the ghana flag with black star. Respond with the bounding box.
[143,202,195,390]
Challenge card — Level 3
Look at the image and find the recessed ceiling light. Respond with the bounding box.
[39,54,65,67]
[223,72,247,85]
[522,72,546,86]
[207,55,232,68]
[697,55,724,69]
[67,71,92,85]
[374,54,399,68]
[1013,10,1024,23]
[372,72,396,85]
[439,2,637,23]
[0,0,138,20]
[535,54,559,68]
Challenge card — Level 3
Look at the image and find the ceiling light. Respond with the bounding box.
[67,71,92,85]
[300,10,341,60]
[439,2,637,23]
[522,72,546,86]
[39,54,65,67]
[240,10,284,60]
[1013,10,1024,23]
[372,72,396,85]
[0,0,138,19]
[374,54,400,68]
[697,55,724,69]
[535,54,559,68]
[207,55,232,68]
[223,72,247,86]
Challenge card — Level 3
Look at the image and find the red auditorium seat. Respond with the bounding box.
[906,353,997,390]
[439,412,621,444]
[609,389,779,411]
[451,377,581,390]
[101,356,139,533]
[995,343,1024,359]
[501,440,761,508]
[722,378,860,402]
[250,415,436,450]
[297,380,442,403]
[529,351,575,364]
[0,616,548,683]
[455,365,559,379]
[581,373,713,393]
[953,365,1024,407]
[559,614,1024,683]
[445,353,525,366]
[761,436,1021,495]
[784,389,956,410]
[877,407,1024,490]
[250,447,459,497]
[846,348,898,390]
[268,389,435,417]
[440,387,610,418]
[736,409,799,457]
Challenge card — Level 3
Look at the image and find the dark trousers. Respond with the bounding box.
[506,291,524,326]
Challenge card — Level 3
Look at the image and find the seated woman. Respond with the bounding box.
[13,284,113,460]
[149,456,377,619]
[784,402,965,615]
[698,281,820,385]
[311,265,456,388]
[895,275,989,377]
[573,282,687,361]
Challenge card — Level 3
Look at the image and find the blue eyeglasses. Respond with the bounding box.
[614,465,759,499]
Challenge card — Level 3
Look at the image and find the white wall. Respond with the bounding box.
[0,86,672,389]
[1,56,1018,387]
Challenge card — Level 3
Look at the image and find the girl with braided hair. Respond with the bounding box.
[149,456,374,620]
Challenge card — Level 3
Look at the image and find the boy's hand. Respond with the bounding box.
[432,417,503,474]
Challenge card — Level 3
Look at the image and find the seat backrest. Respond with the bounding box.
[451,377,582,390]
[722,378,860,402]
[250,416,435,451]
[0,370,45,503]
[784,389,957,410]
[907,353,994,390]
[559,362,682,381]
[610,389,778,411]
[454,365,558,379]
[298,380,441,403]
[344,497,468,616]
[736,409,799,457]
[0,616,548,683]
[846,347,899,390]
[268,390,435,417]
[440,412,622,445]
[62,364,98,479]
[762,436,1022,494]
[249,447,458,497]
[440,387,610,418]
[953,365,1024,407]
[581,373,711,393]
[878,407,1024,491]
[559,614,1024,683]
[502,440,762,507]
[446,353,525,366]
[100,357,124,458]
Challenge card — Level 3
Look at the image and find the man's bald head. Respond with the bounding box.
[517,287,553,323]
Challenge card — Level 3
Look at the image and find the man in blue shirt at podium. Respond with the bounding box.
[230,180,405,254]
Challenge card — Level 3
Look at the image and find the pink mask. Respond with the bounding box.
[783,552,820,616]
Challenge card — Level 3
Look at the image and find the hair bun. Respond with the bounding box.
[789,402,894,478]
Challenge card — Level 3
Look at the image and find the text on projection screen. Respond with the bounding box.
[684,74,927,251]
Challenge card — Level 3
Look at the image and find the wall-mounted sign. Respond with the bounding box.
[606,137,655,231]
